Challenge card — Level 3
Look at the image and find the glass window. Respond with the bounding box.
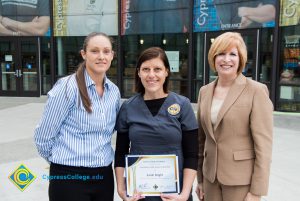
[277,25,300,112]
[121,0,189,35]
[193,33,205,102]
[258,28,273,91]
[107,37,118,84]
[41,37,51,94]
[55,37,84,77]
[122,33,189,98]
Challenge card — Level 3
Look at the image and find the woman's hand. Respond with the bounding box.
[244,192,261,201]
[124,194,145,201]
[195,183,205,200]
[161,193,188,201]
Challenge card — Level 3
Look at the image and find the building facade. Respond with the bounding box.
[0,0,299,112]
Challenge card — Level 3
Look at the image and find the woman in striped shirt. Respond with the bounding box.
[34,32,120,201]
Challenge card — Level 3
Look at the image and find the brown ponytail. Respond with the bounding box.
[76,62,92,113]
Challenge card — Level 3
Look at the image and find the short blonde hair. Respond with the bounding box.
[208,32,247,74]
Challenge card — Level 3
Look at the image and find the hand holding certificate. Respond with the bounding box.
[125,155,180,196]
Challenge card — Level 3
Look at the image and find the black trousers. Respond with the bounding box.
[49,163,114,201]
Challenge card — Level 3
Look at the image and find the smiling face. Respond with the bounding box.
[208,32,247,76]
[80,35,114,78]
[138,57,169,98]
[214,46,239,79]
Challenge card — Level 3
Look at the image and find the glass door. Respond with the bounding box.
[0,39,17,94]
[19,38,39,96]
[0,38,39,96]
[205,30,258,83]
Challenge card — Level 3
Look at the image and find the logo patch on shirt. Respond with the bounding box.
[167,104,180,115]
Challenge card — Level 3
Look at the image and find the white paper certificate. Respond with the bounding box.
[125,154,180,196]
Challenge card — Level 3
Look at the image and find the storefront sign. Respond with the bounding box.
[121,0,189,35]
[53,0,118,36]
[0,0,50,36]
[194,0,276,32]
[280,0,300,26]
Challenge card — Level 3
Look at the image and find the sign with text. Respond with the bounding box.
[194,0,276,32]
[125,155,180,196]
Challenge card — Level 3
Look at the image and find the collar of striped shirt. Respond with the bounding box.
[84,69,112,90]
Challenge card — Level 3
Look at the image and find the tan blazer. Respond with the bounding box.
[197,74,273,196]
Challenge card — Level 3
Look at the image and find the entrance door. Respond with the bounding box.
[205,30,258,83]
[0,38,39,96]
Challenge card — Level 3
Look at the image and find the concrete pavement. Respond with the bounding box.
[0,96,299,201]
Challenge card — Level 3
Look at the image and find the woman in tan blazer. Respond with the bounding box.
[196,32,273,201]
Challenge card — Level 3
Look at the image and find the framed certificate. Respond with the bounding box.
[125,154,180,196]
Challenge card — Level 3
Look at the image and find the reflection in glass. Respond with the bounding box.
[121,0,189,35]
[277,25,300,112]
[43,76,51,94]
[241,35,255,79]
[56,36,85,77]
[0,41,16,91]
[41,37,51,94]
[259,28,273,91]
[193,33,204,101]
[123,77,136,97]
[169,80,187,97]
[21,41,37,91]
[2,71,16,91]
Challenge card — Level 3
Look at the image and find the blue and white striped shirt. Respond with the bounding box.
[34,70,120,167]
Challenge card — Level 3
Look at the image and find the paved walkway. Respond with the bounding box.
[0,97,299,201]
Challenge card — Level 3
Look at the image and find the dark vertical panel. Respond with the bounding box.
[188,0,193,100]
[272,0,280,108]
[118,0,124,96]
[49,0,56,87]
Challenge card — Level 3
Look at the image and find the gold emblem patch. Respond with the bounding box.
[167,104,180,115]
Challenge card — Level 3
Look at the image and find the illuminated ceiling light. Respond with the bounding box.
[210,38,215,43]
[163,39,167,45]
[186,38,189,44]
[140,39,144,45]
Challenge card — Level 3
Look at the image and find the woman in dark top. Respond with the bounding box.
[115,47,198,201]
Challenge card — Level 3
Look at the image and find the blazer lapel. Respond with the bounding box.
[214,74,247,130]
[203,81,216,142]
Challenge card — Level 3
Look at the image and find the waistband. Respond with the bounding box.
[50,162,112,175]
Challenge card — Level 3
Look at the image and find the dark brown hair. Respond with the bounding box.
[135,47,170,94]
[76,32,113,113]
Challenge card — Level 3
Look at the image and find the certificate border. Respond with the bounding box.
[125,154,180,196]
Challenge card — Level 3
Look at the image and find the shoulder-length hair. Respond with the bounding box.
[135,47,170,94]
[208,32,247,74]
